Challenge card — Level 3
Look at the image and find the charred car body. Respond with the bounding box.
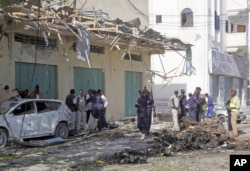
[0,99,74,147]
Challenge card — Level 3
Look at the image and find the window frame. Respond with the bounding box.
[181,8,193,27]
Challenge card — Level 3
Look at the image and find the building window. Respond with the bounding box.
[156,15,162,23]
[124,54,142,61]
[214,11,220,30]
[225,20,229,33]
[72,43,105,54]
[14,33,57,49]
[237,25,246,32]
[181,8,193,27]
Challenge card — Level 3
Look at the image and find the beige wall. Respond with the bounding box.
[66,0,149,29]
[0,27,151,121]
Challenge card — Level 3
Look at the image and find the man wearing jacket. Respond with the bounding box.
[228,89,241,137]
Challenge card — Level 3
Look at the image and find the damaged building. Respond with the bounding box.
[0,1,190,120]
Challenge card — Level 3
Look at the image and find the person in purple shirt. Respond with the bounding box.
[205,93,214,118]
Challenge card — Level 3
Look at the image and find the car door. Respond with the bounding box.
[5,101,38,138]
[35,101,60,135]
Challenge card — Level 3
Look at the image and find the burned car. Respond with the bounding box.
[0,99,74,147]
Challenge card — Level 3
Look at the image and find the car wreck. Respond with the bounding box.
[0,91,74,147]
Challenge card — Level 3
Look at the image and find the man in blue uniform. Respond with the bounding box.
[189,87,202,122]
[135,89,154,140]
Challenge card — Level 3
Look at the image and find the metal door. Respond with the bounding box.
[125,71,141,116]
[15,62,57,99]
[74,67,104,93]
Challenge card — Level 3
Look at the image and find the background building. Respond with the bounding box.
[149,0,249,106]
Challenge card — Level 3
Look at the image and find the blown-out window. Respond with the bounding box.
[181,8,193,27]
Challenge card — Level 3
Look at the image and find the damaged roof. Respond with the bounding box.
[0,3,191,53]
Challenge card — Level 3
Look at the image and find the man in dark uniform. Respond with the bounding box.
[179,89,187,119]
[189,87,202,122]
[135,89,153,139]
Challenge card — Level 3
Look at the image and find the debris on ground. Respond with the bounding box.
[110,148,147,164]
[152,117,250,157]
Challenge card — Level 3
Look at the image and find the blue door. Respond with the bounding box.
[125,71,142,116]
[74,67,104,93]
[15,62,57,99]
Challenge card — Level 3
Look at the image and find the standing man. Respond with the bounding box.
[189,87,202,122]
[135,89,153,139]
[86,89,93,122]
[76,89,87,133]
[205,93,214,118]
[185,93,193,116]
[91,90,105,131]
[65,89,77,133]
[170,90,180,131]
[228,90,241,137]
[179,89,187,119]
[200,95,207,121]
[31,85,43,99]
[98,89,108,129]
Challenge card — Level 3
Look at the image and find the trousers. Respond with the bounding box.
[231,111,238,137]
[171,109,180,131]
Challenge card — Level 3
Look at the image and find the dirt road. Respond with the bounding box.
[0,120,249,171]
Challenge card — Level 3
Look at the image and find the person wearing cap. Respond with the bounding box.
[31,84,43,99]
[228,89,241,137]
[179,89,187,120]
[170,90,180,131]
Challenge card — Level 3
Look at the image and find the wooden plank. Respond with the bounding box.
[0,91,18,102]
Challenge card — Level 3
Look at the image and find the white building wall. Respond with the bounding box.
[149,0,248,105]
[149,0,210,94]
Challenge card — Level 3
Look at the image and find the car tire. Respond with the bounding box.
[218,115,226,123]
[0,128,8,148]
[55,123,69,138]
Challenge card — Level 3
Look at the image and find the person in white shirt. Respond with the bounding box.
[170,90,180,131]
[76,89,88,132]
[98,89,108,129]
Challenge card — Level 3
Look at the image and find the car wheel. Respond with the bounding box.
[0,128,8,148]
[55,123,69,138]
[218,115,226,122]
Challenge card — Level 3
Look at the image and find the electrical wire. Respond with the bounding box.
[127,0,149,20]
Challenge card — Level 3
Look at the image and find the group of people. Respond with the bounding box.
[65,88,108,134]
[3,84,44,99]
[170,87,241,138]
[170,87,215,132]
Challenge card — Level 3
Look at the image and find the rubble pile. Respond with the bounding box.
[153,117,233,156]
[110,148,147,164]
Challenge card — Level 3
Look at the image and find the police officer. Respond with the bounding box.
[228,89,241,137]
